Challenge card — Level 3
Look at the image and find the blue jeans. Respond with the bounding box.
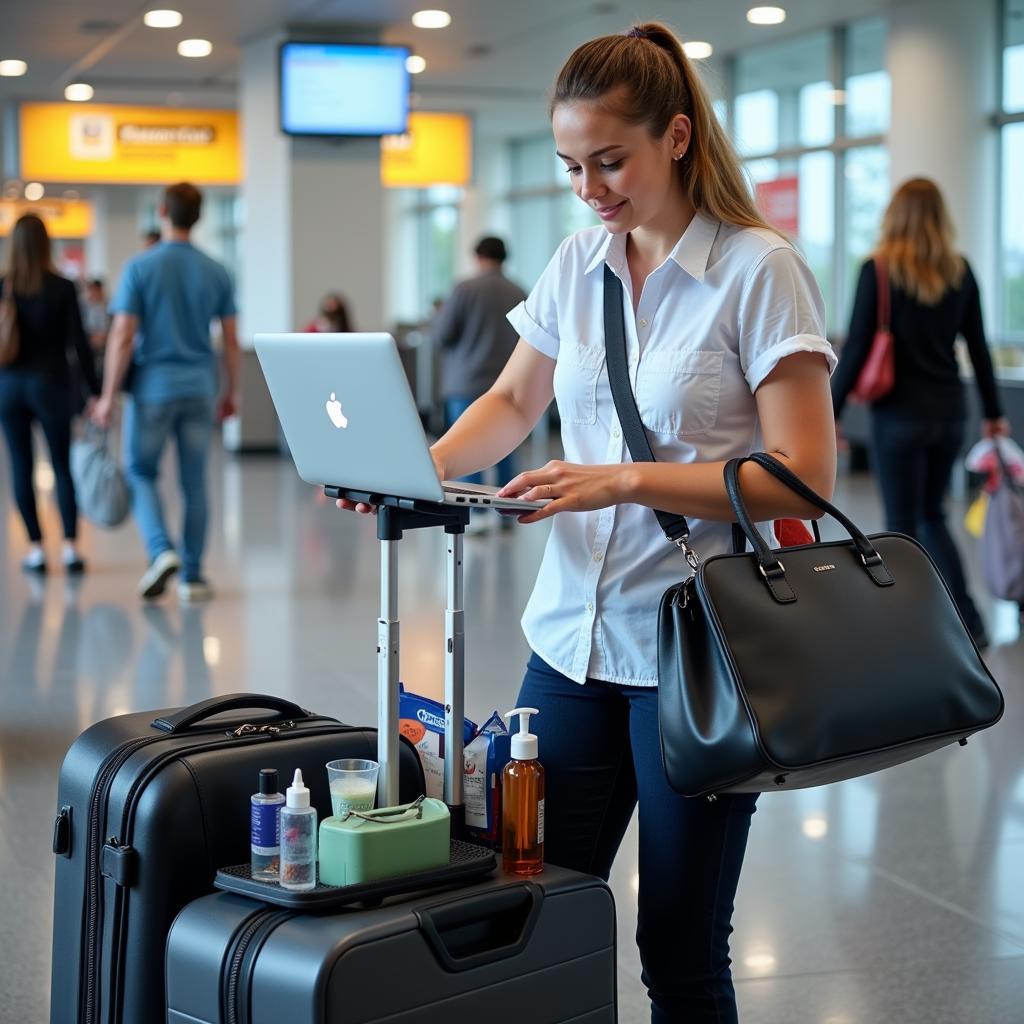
[870,413,983,634]
[444,397,516,486]
[518,652,758,1024]
[0,371,78,542]
[123,395,214,581]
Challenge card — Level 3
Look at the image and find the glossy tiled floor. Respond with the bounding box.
[1,435,1021,1023]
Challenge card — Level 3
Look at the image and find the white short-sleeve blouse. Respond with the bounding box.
[507,212,836,686]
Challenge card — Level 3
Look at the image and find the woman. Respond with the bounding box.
[0,214,99,573]
[304,292,352,333]
[341,23,837,1022]
[832,178,1008,649]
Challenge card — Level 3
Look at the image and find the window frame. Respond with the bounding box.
[996,0,1024,345]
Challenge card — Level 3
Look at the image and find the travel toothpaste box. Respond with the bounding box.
[399,684,478,802]
[464,712,512,848]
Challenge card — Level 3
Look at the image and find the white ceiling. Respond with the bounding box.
[0,0,903,138]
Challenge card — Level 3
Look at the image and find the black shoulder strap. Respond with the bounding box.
[602,264,691,543]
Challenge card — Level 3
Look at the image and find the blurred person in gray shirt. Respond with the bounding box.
[434,236,527,491]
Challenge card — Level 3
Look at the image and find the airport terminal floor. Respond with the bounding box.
[0,435,1022,1023]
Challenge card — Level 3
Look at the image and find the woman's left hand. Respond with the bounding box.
[497,460,632,524]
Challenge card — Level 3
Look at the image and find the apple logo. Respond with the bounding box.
[325,392,348,429]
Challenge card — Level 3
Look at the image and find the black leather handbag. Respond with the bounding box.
[603,266,1004,798]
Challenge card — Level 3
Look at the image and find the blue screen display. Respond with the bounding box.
[280,43,410,137]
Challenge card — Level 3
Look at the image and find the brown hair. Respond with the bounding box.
[875,178,964,305]
[551,22,774,234]
[162,182,202,229]
[4,214,54,296]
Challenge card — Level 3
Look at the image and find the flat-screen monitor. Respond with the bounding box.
[280,42,410,137]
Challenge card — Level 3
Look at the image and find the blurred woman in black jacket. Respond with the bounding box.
[832,178,1009,647]
[0,214,99,573]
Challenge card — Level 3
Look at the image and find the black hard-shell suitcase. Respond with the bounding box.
[165,496,618,1024]
[49,694,425,1024]
[166,866,617,1024]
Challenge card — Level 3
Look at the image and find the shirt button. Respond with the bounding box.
[639,319,648,328]
[612,428,621,439]
[586,602,594,613]
[593,551,603,562]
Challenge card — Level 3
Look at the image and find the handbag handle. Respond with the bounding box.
[603,265,692,550]
[724,454,894,592]
[151,693,314,733]
[993,440,1022,496]
[875,257,890,331]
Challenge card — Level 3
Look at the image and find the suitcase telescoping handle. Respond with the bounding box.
[415,883,545,972]
[151,693,313,734]
[373,501,469,822]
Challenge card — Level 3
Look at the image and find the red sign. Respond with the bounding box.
[756,176,799,235]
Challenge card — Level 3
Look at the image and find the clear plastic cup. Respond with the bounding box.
[326,758,379,816]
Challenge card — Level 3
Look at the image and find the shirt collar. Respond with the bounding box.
[583,210,720,282]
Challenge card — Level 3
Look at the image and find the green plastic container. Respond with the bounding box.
[318,797,450,886]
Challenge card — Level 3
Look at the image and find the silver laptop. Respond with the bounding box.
[254,332,547,511]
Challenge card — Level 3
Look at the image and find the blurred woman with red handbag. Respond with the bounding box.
[832,178,1009,647]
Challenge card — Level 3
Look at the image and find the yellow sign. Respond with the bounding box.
[19,103,242,185]
[0,198,94,238]
[381,112,471,188]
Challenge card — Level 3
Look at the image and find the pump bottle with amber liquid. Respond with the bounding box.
[502,707,544,875]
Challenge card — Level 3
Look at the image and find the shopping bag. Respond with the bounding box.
[70,424,130,528]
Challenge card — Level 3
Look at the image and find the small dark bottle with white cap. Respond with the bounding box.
[250,768,285,881]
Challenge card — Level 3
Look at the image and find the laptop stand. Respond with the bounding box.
[323,487,471,838]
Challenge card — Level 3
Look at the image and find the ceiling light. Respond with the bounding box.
[747,6,786,25]
[143,9,182,28]
[0,59,28,77]
[743,951,777,972]
[802,815,828,839]
[683,41,713,60]
[177,39,212,58]
[412,10,452,29]
[24,182,45,201]
[65,83,94,102]
[406,55,426,74]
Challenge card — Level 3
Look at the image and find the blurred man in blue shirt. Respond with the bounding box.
[94,182,239,602]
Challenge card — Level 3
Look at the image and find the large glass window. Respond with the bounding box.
[734,19,889,331]
[844,145,890,305]
[1001,1,1024,339]
[1002,123,1024,334]
[1004,0,1024,112]
[505,136,597,290]
[735,32,833,155]
[748,154,836,315]
[845,18,890,137]
[398,185,463,320]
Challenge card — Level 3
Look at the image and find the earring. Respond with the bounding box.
[673,152,683,161]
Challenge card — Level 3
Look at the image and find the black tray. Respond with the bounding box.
[215,839,496,910]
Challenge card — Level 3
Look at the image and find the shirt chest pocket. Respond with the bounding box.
[553,343,605,425]
[635,349,724,437]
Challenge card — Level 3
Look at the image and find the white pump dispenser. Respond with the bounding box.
[504,707,539,760]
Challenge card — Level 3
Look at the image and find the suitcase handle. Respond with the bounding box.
[151,693,313,734]
[414,883,544,973]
